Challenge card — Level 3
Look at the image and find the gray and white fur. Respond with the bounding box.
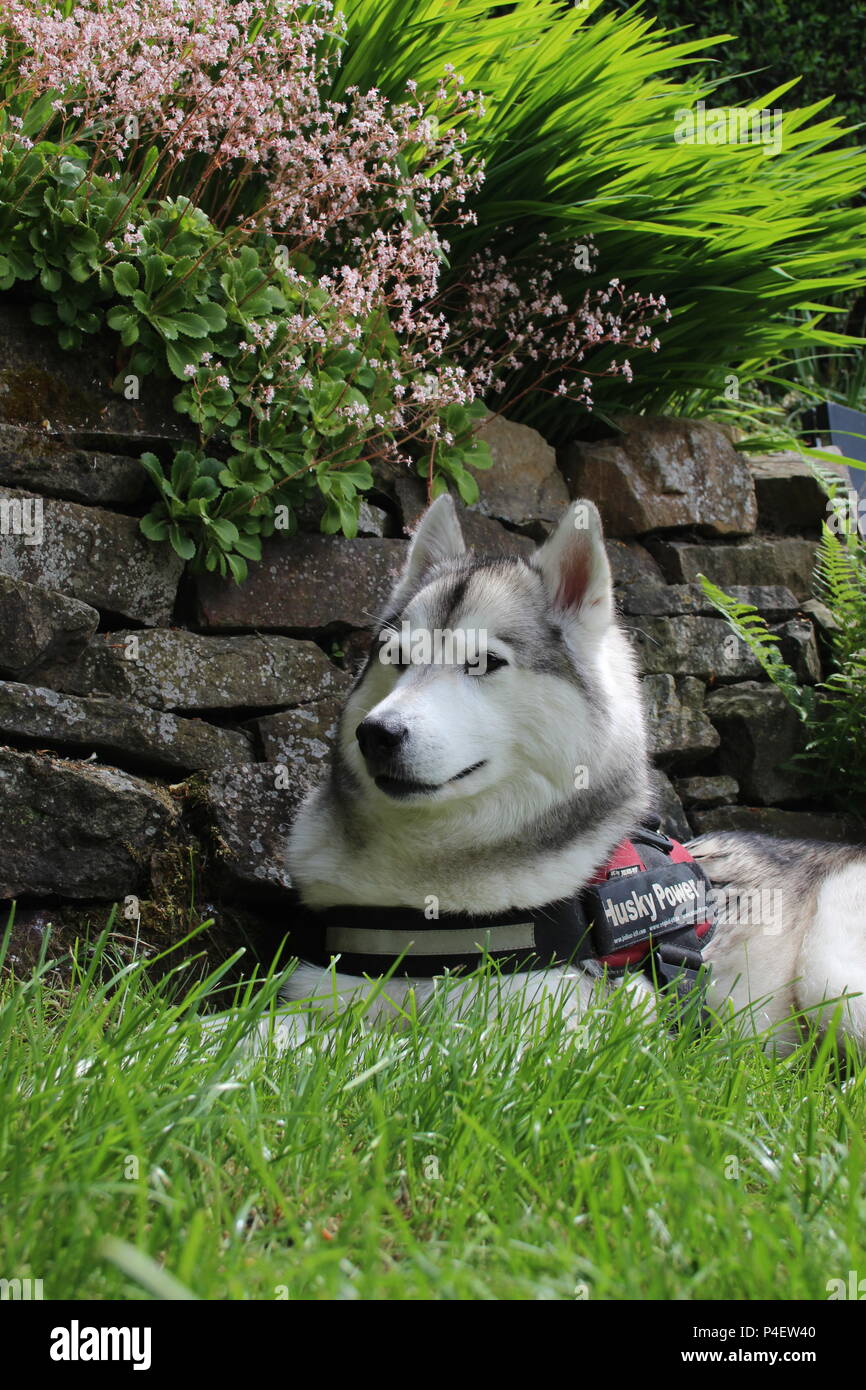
[285,495,866,1048]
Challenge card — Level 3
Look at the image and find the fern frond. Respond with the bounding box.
[696,574,813,719]
[807,460,850,504]
[814,523,866,660]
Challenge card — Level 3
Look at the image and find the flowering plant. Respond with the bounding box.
[0,0,664,579]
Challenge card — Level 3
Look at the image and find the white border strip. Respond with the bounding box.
[324,923,536,957]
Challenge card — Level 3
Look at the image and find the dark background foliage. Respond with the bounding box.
[621,0,866,135]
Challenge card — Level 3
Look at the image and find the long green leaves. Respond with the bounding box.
[333,0,866,434]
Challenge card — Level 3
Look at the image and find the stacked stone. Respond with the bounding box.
[0,303,860,972]
[564,414,850,841]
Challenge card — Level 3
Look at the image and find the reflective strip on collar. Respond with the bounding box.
[324,922,536,957]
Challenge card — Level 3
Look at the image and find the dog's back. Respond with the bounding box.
[690,831,866,1046]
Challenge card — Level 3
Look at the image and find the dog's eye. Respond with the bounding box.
[469,653,509,675]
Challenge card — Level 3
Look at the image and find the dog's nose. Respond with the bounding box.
[356,716,407,767]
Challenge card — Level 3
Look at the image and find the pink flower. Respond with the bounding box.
[0,0,667,479]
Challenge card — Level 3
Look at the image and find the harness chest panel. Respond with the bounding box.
[588,859,709,955]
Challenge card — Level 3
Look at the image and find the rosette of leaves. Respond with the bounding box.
[105,194,230,381]
[0,136,142,345]
[0,134,493,581]
[117,218,495,572]
[138,451,266,584]
[425,401,494,504]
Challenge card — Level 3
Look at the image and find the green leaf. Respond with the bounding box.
[152,315,181,342]
[112,262,140,297]
[67,253,94,284]
[168,524,197,561]
[333,458,374,491]
[165,339,203,381]
[139,512,170,543]
[454,469,479,506]
[138,452,166,488]
[232,534,262,562]
[338,499,360,538]
[56,158,86,190]
[171,451,198,496]
[227,553,248,584]
[7,247,36,280]
[107,305,135,332]
[208,518,240,548]
[194,300,228,333]
[464,438,494,471]
[171,311,212,339]
[142,253,169,298]
[189,476,220,501]
[39,266,62,293]
[320,500,343,534]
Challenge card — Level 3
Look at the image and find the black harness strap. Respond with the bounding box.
[290,893,596,977]
[287,820,717,1010]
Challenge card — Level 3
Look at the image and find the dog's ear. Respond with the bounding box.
[533,500,613,636]
[387,494,466,610]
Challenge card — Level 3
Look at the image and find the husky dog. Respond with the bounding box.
[286,495,866,1048]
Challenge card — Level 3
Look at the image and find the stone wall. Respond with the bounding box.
[0,304,862,976]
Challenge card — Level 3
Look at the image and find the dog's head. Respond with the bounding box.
[335,495,646,818]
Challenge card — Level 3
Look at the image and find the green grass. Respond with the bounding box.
[1,917,865,1301]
